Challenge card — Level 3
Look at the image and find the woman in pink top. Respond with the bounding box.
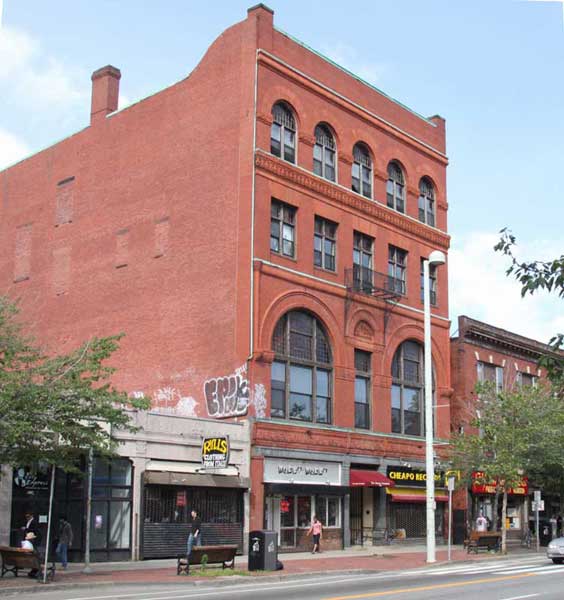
[307,515,323,554]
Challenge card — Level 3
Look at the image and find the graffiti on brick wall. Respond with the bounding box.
[204,364,249,418]
[252,383,267,419]
[152,387,197,417]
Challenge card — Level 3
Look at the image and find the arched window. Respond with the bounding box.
[313,124,336,182]
[352,143,372,198]
[386,161,405,213]
[271,310,332,423]
[391,340,433,436]
[271,102,296,163]
[418,177,435,226]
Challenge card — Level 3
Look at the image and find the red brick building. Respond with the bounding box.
[450,316,551,543]
[0,4,451,556]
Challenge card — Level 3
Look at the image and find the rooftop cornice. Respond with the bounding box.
[257,50,448,166]
[458,316,556,360]
[255,150,450,250]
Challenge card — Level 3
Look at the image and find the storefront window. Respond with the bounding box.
[297,496,312,527]
[280,496,294,527]
[90,458,133,555]
[110,502,131,548]
[317,496,341,528]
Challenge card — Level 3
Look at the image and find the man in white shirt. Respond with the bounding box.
[476,513,488,532]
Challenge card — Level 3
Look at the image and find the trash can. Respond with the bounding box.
[248,530,277,571]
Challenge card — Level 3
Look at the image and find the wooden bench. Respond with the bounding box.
[0,546,56,581]
[177,544,238,575]
[465,531,501,553]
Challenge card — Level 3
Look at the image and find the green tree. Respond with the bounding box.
[494,229,564,391]
[0,296,149,472]
[450,382,564,553]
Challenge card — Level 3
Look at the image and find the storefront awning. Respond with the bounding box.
[350,469,393,487]
[144,460,249,488]
[386,487,448,503]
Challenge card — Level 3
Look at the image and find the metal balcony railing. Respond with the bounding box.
[345,266,402,301]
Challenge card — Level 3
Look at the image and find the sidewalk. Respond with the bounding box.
[0,544,543,596]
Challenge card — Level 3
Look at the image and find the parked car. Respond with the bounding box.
[546,537,564,563]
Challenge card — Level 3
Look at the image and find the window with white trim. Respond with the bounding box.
[477,361,504,392]
[271,102,296,163]
[270,199,296,258]
[313,124,336,182]
[352,143,372,198]
[388,245,407,295]
[386,161,405,213]
[418,177,435,226]
[420,258,437,305]
[314,216,337,272]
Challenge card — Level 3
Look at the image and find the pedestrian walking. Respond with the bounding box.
[56,516,73,569]
[186,509,202,556]
[307,515,323,554]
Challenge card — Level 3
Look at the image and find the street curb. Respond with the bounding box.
[0,551,545,597]
[0,569,383,597]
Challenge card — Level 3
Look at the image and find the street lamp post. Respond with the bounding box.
[423,250,446,564]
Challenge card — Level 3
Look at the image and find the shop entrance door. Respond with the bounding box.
[279,495,296,548]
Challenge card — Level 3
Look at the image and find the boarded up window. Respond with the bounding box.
[53,247,71,296]
[55,177,74,226]
[116,229,129,268]
[154,217,169,258]
[14,223,32,282]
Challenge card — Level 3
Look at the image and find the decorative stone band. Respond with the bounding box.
[255,151,450,249]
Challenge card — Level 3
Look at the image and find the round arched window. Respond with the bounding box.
[271,102,296,163]
[313,124,336,182]
[418,177,435,226]
[271,311,332,423]
[386,161,405,213]
[352,143,372,199]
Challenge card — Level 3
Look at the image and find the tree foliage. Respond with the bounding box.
[0,296,149,471]
[494,228,564,391]
[450,382,564,551]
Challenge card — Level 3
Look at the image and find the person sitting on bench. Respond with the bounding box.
[21,532,39,577]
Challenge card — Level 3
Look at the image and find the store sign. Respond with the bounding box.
[13,466,49,491]
[386,466,442,488]
[263,458,341,486]
[201,436,230,469]
[471,472,528,495]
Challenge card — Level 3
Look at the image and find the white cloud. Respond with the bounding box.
[0,26,88,110]
[0,128,30,170]
[449,231,564,344]
[318,42,386,85]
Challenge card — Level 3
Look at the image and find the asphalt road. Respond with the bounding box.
[22,555,564,600]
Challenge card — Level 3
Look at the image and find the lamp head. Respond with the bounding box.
[428,250,446,267]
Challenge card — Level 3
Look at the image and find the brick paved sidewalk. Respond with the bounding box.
[0,546,541,595]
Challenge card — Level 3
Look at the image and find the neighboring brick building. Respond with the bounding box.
[0,4,451,557]
[450,315,552,544]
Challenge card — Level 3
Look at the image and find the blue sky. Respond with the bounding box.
[1,0,562,343]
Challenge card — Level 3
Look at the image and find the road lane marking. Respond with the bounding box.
[495,565,564,574]
[500,594,539,600]
[324,572,538,600]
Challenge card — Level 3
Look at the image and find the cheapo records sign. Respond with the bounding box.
[201,436,230,469]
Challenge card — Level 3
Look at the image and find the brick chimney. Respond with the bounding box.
[247,4,274,49]
[90,65,121,125]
